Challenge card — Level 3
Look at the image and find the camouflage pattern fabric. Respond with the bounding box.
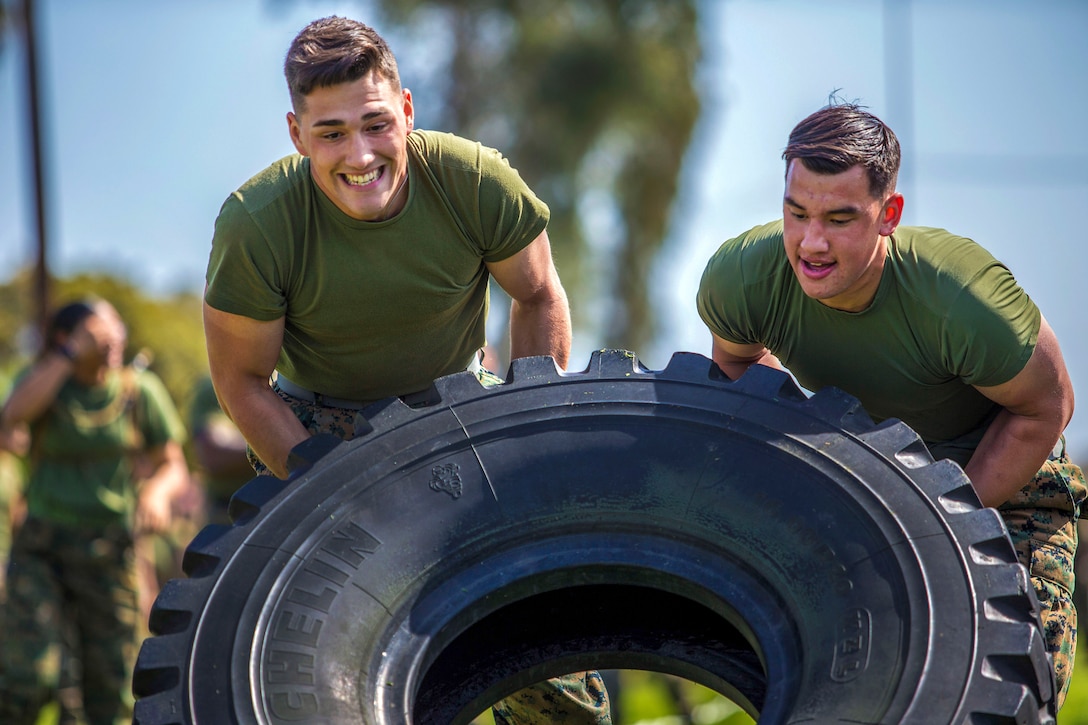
[249,366,611,723]
[998,437,1086,710]
[492,670,611,724]
[0,517,139,725]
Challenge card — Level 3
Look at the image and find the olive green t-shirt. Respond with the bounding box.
[24,367,187,529]
[205,130,550,402]
[697,221,1040,466]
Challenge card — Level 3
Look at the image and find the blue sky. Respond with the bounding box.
[1,0,1086,456]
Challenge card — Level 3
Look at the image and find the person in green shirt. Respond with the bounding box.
[0,422,28,599]
[697,102,1085,709]
[0,298,189,725]
[202,16,608,724]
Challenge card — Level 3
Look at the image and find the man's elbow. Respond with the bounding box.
[210,372,266,425]
[1058,378,1075,432]
[1020,386,1075,444]
[515,281,568,311]
[512,289,570,328]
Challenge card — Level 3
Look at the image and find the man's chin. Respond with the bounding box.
[335,198,384,222]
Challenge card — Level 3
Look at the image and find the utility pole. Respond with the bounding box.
[883,0,915,212]
[19,0,51,339]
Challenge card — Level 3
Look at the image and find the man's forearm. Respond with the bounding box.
[141,442,189,499]
[1,355,73,428]
[964,408,1062,508]
[509,296,572,369]
[711,348,784,382]
[223,384,311,479]
[134,441,190,534]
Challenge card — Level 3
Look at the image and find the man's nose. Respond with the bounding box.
[347,134,375,166]
[799,222,829,252]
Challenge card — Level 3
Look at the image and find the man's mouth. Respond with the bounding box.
[344,168,382,187]
[801,259,835,278]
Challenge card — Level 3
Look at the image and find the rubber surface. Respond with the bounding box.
[132,350,1056,724]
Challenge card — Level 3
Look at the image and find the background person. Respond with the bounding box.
[696,102,1085,709]
[0,298,188,725]
[0,422,29,599]
[202,16,607,723]
[187,375,252,526]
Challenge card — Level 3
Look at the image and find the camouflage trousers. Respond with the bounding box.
[250,366,612,724]
[998,438,1086,711]
[0,517,139,725]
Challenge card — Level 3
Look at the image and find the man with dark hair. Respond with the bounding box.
[205,15,573,481]
[203,15,608,723]
[697,102,1085,708]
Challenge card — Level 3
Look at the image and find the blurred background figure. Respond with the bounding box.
[0,421,29,600]
[188,374,252,526]
[0,298,188,725]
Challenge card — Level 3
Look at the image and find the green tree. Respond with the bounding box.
[367,0,701,360]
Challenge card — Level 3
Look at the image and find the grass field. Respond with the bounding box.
[1059,646,1088,723]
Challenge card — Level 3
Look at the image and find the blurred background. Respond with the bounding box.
[0,0,1085,722]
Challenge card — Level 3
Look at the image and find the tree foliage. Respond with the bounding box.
[368,0,701,358]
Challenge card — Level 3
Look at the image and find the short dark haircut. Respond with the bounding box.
[783,102,901,198]
[48,300,96,340]
[284,16,401,113]
[42,298,98,359]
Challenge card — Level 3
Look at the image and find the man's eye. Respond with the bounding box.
[322,131,343,140]
[789,211,806,220]
[368,122,387,133]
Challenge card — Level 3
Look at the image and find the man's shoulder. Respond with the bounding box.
[699,220,787,306]
[228,155,310,211]
[738,219,785,246]
[894,225,989,258]
[889,226,1026,322]
[708,220,786,270]
[409,130,483,170]
[409,130,525,182]
[892,226,1004,282]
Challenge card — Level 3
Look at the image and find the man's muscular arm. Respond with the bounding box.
[203,301,310,479]
[487,230,572,370]
[966,316,1074,508]
[709,333,785,381]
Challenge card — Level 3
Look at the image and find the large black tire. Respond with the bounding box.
[133,350,1055,724]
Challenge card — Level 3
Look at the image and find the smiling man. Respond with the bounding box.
[696,102,1085,709]
[202,16,608,723]
[204,16,572,482]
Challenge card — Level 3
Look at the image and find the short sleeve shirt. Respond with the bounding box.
[25,367,187,529]
[205,130,550,402]
[697,221,1040,464]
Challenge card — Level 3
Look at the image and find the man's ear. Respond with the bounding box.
[880,193,905,236]
[287,111,308,156]
[402,88,414,132]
